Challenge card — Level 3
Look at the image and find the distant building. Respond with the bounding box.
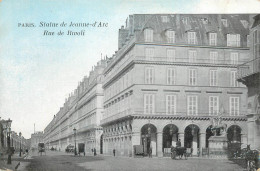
[238,14,260,150]
[43,60,106,153]
[31,131,44,149]
[101,14,250,157]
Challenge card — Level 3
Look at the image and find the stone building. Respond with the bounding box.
[31,131,44,149]
[43,60,106,153]
[238,14,260,150]
[101,14,250,157]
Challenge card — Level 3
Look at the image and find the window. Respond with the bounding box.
[145,67,154,84]
[230,52,238,65]
[230,97,239,116]
[221,19,228,27]
[144,28,153,42]
[182,17,189,25]
[166,95,176,115]
[209,33,217,46]
[144,94,155,114]
[201,18,208,24]
[166,30,175,43]
[209,96,219,115]
[247,35,250,47]
[161,16,169,23]
[253,30,260,59]
[188,69,197,85]
[187,96,198,115]
[231,71,238,87]
[240,20,249,28]
[145,48,154,60]
[227,34,240,47]
[210,70,217,86]
[210,51,218,64]
[188,32,196,44]
[167,68,175,85]
[188,50,197,63]
[167,49,176,62]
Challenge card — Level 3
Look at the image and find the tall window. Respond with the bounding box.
[221,19,228,27]
[188,32,196,44]
[230,52,239,65]
[144,94,155,114]
[166,95,176,115]
[253,30,260,59]
[231,71,238,87]
[210,70,217,86]
[209,96,219,115]
[145,48,154,60]
[145,67,154,84]
[166,30,175,43]
[247,35,250,47]
[167,49,176,62]
[167,68,175,85]
[230,97,239,116]
[227,34,240,47]
[188,50,197,63]
[209,33,217,46]
[240,20,248,28]
[144,28,153,42]
[187,96,198,115]
[189,69,197,85]
[161,16,169,23]
[210,51,218,64]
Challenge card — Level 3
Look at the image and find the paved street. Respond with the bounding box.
[14,150,247,171]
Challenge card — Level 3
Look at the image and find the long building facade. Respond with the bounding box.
[238,14,260,150]
[43,60,106,154]
[101,14,250,157]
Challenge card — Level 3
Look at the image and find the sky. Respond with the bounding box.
[0,0,260,139]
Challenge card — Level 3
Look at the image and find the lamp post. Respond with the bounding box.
[19,132,22,157]
[2,119,12,164]
[73,128,77,156]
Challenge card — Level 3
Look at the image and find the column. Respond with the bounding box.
[192,134,197,156]
[178,132,184,147]
[157,132,163,157]
[131,132,140,157]
[199,133,206,156]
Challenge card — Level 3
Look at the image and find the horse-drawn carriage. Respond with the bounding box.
[171,146,188,160]
[38,143,46,156]
[241,146,260,171]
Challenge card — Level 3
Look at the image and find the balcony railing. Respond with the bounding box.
[237,57,260,79]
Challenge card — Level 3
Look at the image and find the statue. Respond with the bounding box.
[210,106,227,136]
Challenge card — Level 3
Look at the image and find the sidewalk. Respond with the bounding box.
[0,153,28,171]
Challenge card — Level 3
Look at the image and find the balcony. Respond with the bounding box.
[237,57,260,80]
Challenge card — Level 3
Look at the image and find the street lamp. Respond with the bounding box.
[19,132,22,157]
[2,118,12,164]
[73,128,77,156]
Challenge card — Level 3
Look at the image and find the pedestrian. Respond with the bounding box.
[84,151,85,156]
[148,147,152,158]
[94,148,96,156]
[91,148,93,154]
[113,149,115,157]
[176,139,181,147]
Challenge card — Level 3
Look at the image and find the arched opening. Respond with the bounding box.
[206,125,214,148]
[163,124,178,156]
[100,134,103,154]
[141,124,157,156]
[184,124,200,156]
[227,125,242,157]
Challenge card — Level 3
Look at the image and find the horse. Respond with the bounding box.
[171,146,188,160]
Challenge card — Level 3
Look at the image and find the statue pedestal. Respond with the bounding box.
[208,136,228,158]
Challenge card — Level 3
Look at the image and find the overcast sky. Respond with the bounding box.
[0,0,260,139]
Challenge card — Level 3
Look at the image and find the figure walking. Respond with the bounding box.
[113,149,116,157]
[148,147,152,158]
[94,148,96,156]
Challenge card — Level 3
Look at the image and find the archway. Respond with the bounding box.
[163,124,178,156]
[141,124,157,156]
[227,125,242,157]
[184,124,200,156]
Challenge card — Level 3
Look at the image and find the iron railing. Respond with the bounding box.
[237,57,260,79]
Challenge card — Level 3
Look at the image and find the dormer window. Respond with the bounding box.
[201,18,208,24]
[161,16,169,23]
[221,19,228,27]
[166,30,175,43]
[188,31,196,44]
[227,34,240,47]
[182,17,189,25]
[209,32,217,46]
[240,20,249,28]
[144,28,153,42]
